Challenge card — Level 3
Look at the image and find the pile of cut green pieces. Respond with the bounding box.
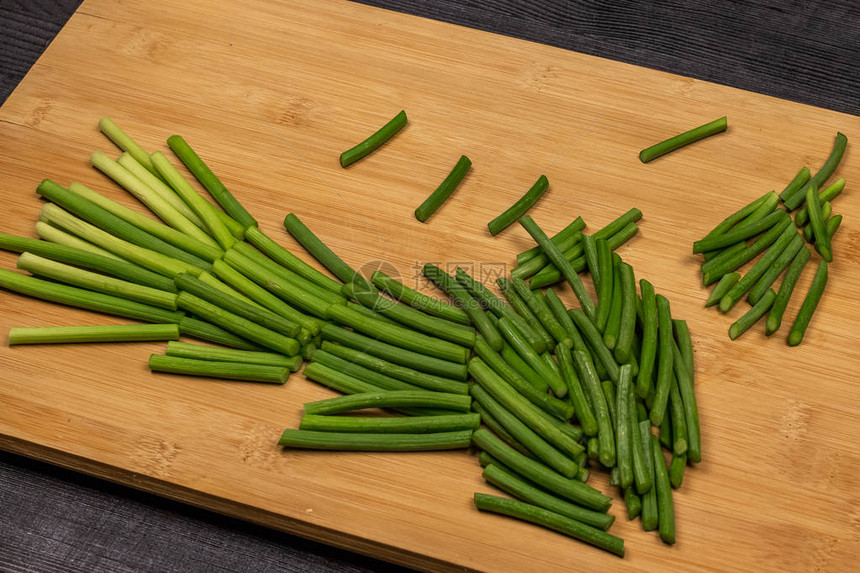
[0,118,701,558]
[695,132,847,344]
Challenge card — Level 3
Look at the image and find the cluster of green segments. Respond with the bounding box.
[0,117,707,558]
[695,132,846,345]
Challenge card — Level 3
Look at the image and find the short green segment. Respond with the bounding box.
[340,110,408,167]
[487,175,549,236]
[572,350,615,468]
[748,234,804,305]
[729,289,776,340]
[650,294,674,427]
[473,494,624,557]
[9,324,179,345]
[779,166,811,202]
[783,132,848,210]
[788,260,828,346]
[98,117,156,174]
[639,116,727,163]
[636,279,657,398]
[702,215,792,285]
[148,354,289,384]
[299,413,480,433]
[693,209,787,254]
[795,178,845,226]
[165,341,301,370]
[371,270,470,325]
[805,185,832,262]
[651,434,676,544]
[415,155,472,222]
[303,390,471,416]
[765,246,811,336]
[516,217,586,265]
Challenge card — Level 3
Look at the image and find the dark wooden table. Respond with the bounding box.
[1,1,857,571]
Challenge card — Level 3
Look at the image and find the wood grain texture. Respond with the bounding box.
[1,0,859,571]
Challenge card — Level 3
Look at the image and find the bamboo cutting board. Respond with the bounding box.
[1,0,859,570]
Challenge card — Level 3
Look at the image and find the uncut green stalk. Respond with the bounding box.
[0,268,182,324]
[320,324,468,380]
[510,277,570,348]
[615,364,634,489]
[414,154,471,222]
[300,413,479,434]
[310,349,421,392]
[117,152,211,234]
[719,222,798,312]
[529,221,639,289]
[672,342,701,463]
[40,203,204,279]
[9,324,179,345]
[423,264,502,352]
[371,270,470,325]
[556,342,597,435]
[339,110,407,167]
[35,221,122,261]
[639,116,727,163]
[517,216,596,321]
[470,357,583,458]
[795,177,845,227]
[471,384,578,478]
[166,341,300,370]
[174,273,299,338]
[244,227,342,294]
[149,354,288,383]
[18,252,177,310]
[639,421,658,531]
[705,272,740,307]
[223,249,333,319]
[806,185,832,262]
[177,317,259,350]
[602,255,623,349]
[779,166,811,202]
[594,238,614,331]
[729,289,777,340]
[572,350,614,468]
[517,222,586,270]
[788,260,828,346]
[232,242,344,306]
[668,374,688,456]
[472,402,535,457]
[455,268,545,353]
[497,316,566,396]
[320,341,467,394]
[636,279,658,398]
[702,216,792,285]
[765,245,811,336]
[166,135,257,228]
[496,277,551,353]
[38,180,211,271]
[211,259,320,335]
[283,212,371,290]
[326,304,468,363]
[90,153,220,250]
[482,463,614,531]
[0,232,176,293]
[568,309,620,384]
[614,262,636,364]
[474,493,623,557]
[748,233,804,305]
[693,209,788,254]
[280,428,472,451]
[487,175,549,236]
[783,132,848,210]
[343,282,475,347]
[650,294,674,427]
[68,182,223,263]
[304,390,470,416]
[650,434,676,544]
[472,429,611,512]
[473,336,571,419]
[177,292,299,355]
[151,152,237,249]
[98,117,157,175]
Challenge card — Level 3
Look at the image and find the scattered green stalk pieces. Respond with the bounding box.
[472,493,624,557]
[639,116,727,163]
[603,255,623,349]
[639,421,658,531]
[669,453,687,489]
[572,350,615,468]
[9,324,179,345]
[340,110,408,168]
[166,341,301,370]
[693,210,787,254]
[650,434,676,544]
[487,175,549,236]
[765,246,811,336]
[615,364,634,489]
[98,117,156,174]
[371,270,470,325]
[414,155,471,222]
[636,279,657,398]
[702,216,792,285]
[650,294,674,427]
[568,309,620,384]
[795,178,846,226]
[788,260,828,346]
[497,277,552,353]
[177,317,260,351]
[783,132,848,210]
[748,234,803,305]
[623,488,642,520]
[806,185,832,262]
[148,354,289,383]
[244,227,342,295]
[303,390,471,416]
[779,166,811,202]
[556,342,597,435]
[614,262,636,364]
[517,217,586,265]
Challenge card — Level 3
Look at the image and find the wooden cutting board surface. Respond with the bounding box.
[1,0,859,570]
